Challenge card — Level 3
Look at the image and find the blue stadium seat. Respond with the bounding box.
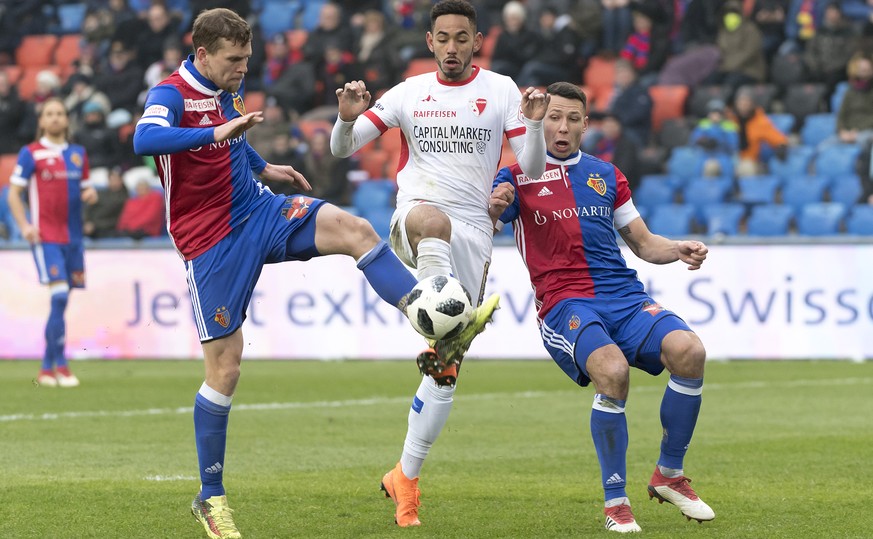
[781,175,828,212]
[646,204,695,236]
[666,146,706,184]
[767,113,795,135]
[797,202,847,236]
[300,0,329,31]
[633,177,676,213]
[745,205,794,236]
[800,113,836,147]
[846,205,873,235]
[814,144,860,181]
[352,180,396,214]
[736,176,782,205]
[829,175,863,206]
[638,173,683,190]
[701,203,745,236]
[769,145,815,181]
[259,0,301,38]
[360,206,395,240]
[831,81,849,112]
[58,3,87,34]
[682,178,732,212]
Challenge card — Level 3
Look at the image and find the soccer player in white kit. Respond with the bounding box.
[330,0,548,527]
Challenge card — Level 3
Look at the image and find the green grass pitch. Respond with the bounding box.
[1,359,871,538]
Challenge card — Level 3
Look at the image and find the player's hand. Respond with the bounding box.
[21,223,39,244]
[488,182,515,223]
[261,163,311,191]
[214,111,264,142]
[677,240,708,270]
[335,80,372,122]
[81,186,98,205]
[521,87,550,121]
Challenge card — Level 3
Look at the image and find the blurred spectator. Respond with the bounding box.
[803,3,858,98]
[387,0,432,62]
[33,70,62,105]
[0,185,21,241]
[94,41,145,112]
[568,0,603,59]
[353,10,402,97]
[516,7,581,87]
[587,112,642,190]
[704,1,768,95]
[136,4,182,70]
[117,179,165,238]
[263,33,293,89]
[752,0,789,60]
[690,99,740,177]
[246,97,293,157]
[261,128,308,196]
[144,39,185,91]
[490,2,540,81]
[626,0,671,80]
[681,0,721,49]
[188,0,250,30]
[74,102,122,170]
[0,71,27,154]
[318,45,358,106]
[304,129,352,206]
[843,0,873,30]
[601,0,633,55]
[83,167,129,239]
[835,52,873,185]
[730,87,789,175]
[607,58,653,147]
[784,0,829,52]
[303,3,356,74]
[63,74,112,134]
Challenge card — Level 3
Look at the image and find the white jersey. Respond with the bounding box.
[361,66,526,233]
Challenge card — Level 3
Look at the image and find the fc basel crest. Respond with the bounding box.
[70,152,83,168]
[214,306,230,328]
[586,173,606,196]
[568,314,581,330]
[642,301,666,316]
[470,98,486,117]
[282,196,312,220]
[232,93,245,115]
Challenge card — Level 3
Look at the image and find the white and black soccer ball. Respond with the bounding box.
[406,275,473,341]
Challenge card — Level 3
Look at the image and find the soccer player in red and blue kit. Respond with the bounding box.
[7,98,97,388]
[493,82,715,533]
[133,9,419,539]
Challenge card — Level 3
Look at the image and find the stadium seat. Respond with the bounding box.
[258,0,301,38]
[687,84,731,119]
[583,56,616,109]
[736,176,782,205]
[357,148,390,180]
[830,81,849,113]
[244,91,265,113]
[361,205,395,240]
[682,178,732,215]
[657,117,693,151]
[633,177,676,212]
[767,113,795,135]
[54,35,82,68]
[737,83,778,111]
[646,204,695,236]
[648,85,689,133]
[799,113,836,147]
[478,25,501,59]
[769,52,806,91]
[828,175,863,206]
[797,202,847,236]
[297,119,332,140]
[403,58,436,80]
[701,203,745,236]
[784,83,827,124]
[781,176,828,212]
[0,153,18,188]
[846,205,873,235]
[285,29,308,51]
[57,3,87,34]
[300,0,328,32]
[745,205,794,236]
[813,144,860,181]
[352,179,396,213]
[15,35,59,68]
[768,144,815,181]
[665,146,706,184]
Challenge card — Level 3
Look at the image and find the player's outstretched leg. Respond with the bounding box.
[647,466,714,523]
[380,462,422,527]
[192,492,241,539]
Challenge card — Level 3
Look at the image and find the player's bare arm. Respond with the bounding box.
[260,163,311,191]
[677,240,708,270]
[214,111,263,142]
[6,183,39,243]
[521,87,550,121]
[619,217,707,269]
[335,80,372,122]
[489,183,515,226]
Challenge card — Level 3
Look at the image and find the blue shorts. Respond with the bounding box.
[185,194,325,342]
[540,294,691,387]
[32,242,85,288]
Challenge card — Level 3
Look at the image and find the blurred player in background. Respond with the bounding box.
[133,9,421,539]
[330,0,548,527]
[7,98,96,388]
[493,82,715,533]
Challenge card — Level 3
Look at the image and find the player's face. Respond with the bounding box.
[544,95,588,159]
[38,100,69,140]
[199,38,252,93]
[427,14,482,82]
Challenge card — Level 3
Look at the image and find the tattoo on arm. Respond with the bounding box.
[618,225,631,237]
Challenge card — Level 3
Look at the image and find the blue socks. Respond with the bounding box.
[43,291,68,370]
[356,241,417,308]
[194,384,232,499]
[590,394,628,501]
[658,375,703,470]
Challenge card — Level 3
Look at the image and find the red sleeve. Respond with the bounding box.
[614,164,632,208]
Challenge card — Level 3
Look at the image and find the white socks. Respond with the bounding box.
[400,375,455,479]
[415,237,452,280]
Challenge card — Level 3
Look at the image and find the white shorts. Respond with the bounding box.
[390,202,492,306]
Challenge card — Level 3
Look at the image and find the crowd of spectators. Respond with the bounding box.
[1,0,873,242]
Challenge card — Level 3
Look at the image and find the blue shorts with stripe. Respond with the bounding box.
[185,194,325,342]
[32,242,85,288]
[539,293,691,387]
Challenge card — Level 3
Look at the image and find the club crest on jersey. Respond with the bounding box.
[642,301,665,316]
[214,306,230,328]
[587,173,607,196]
[232,93,245,115]
[568,315,581,330]
[282,196,312,220]
[70,152,83,168]
[470,98,487,116]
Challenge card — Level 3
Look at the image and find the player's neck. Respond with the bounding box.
[42,134,66,146]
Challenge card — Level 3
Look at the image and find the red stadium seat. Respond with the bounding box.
[358,148,390,180]
[583,56,616,108]
[648,85,689,132]
[244,90,265,113]
[378,127,404,155]
[54,34,82,68]
[286,29,308,51]
[402,58,435,80]
[0,153,18,187]
[297,119,332,140]
[15,35,59,68]
[478,25,501,59]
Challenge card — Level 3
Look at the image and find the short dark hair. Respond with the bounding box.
[546,82,588,112]
[192,8,252,54]
[430,0,477,30]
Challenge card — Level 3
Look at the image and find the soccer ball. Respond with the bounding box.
[406,275,473,341]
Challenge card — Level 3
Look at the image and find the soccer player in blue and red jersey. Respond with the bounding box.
[133,9,420,539]
[7,98,97,388]
[493,82,715,533]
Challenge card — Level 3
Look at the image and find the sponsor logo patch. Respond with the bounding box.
[183,99,217,112]
[642,301,665,316]
[470,98,487,116]
[587,173,607,196]
[281,196,312,220]
[516,168,563,186]
[70,152,82,168]
[144,104,170,117]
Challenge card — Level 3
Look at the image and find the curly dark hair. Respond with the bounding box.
[430,0,477,30]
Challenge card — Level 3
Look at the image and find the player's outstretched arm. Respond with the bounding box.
[618,217,708,270]
[335,80,371,122]
[260,163,311,192]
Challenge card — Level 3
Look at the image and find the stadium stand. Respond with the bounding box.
[648,85,689,133]
[846,205,873,235]
[646,204,695,236]
[781,176,829,212]
[15,35,59,68]
[259,0,301,38]
[799,113,836,147]
[736,176,782,205]
[700,203,745,236]
[829,175,864,207]
[797,202,848,236]
[745,205,794,236]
